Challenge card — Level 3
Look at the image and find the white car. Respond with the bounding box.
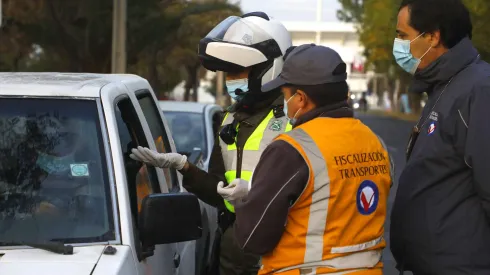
[159,101,222,275]
[0,73,204,275]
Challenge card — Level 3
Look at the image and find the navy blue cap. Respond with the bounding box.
[262,44,347,92]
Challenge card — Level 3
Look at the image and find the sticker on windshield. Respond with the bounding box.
[70,163,89,177]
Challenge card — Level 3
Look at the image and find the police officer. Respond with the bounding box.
[218,44,394,275]
[130,11,293,275]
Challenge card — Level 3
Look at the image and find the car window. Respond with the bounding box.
[114,97,161,217]
[136,92,179,192]
[163,111,208,161]
[0,98,114,245]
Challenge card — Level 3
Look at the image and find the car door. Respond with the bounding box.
[200,105,222,270]
[203,105,223,170]
[112,93,177,275]
[131,89,196,275]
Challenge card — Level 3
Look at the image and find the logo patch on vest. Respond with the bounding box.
[356,180,379,215]
[269,119,283,131]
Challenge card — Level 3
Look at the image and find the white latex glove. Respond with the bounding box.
[130,146,187,170]
[217,179,250,205]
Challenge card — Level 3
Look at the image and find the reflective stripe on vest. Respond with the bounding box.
[220,110,292,212]
[258,118,391,274]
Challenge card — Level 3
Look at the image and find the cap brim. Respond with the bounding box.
[261,76,287,92]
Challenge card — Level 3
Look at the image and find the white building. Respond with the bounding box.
[282,21,368,93]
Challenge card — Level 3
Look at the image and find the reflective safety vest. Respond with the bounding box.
[220,110,293,213]
[258,117,392,275]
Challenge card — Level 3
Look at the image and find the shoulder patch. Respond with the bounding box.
[269,119,283,131]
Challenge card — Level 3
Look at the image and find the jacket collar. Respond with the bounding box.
[294,101,353,128]
[230,94,284,128]
[410,37,479,94]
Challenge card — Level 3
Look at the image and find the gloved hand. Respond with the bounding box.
[217,179,250,205]
[130,146,187,170]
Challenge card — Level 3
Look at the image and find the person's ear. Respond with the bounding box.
[428,31,442,48]
[296,89,308,108]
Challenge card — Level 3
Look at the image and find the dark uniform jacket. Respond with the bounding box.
[390,37,490,274]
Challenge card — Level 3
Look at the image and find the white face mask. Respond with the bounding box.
[283,94,301,125]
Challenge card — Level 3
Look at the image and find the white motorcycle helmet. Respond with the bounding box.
[198,12,292,94]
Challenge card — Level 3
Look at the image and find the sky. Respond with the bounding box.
[236,0,341,22]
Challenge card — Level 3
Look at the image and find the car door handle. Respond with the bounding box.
[173,252,181,268]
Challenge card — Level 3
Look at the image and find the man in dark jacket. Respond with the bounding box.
[390,0,490,274]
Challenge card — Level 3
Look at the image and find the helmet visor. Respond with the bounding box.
[205,16,273,46]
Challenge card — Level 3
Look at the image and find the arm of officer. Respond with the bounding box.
[180,116,226,208]
[465,83,490,218]
[234,140,309,255]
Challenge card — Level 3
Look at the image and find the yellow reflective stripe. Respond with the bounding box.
[223,200,235,213]
[243,111,274,150]
[222,150,263,173]
[226,110,276,151]
[222,112,233,126]
[223,170,253,213]
[220,110,293,213]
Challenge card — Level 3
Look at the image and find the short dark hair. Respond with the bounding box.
[291,81,349,107]
[400,0,472,48]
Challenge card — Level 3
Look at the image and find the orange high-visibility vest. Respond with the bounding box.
[258,117,393,275]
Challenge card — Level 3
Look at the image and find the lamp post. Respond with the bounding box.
[111,0,127,73]
[216,71,225,107]
[0,0,3,28]
[315,0,322,44]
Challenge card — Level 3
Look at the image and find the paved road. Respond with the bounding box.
[356,113,414,275]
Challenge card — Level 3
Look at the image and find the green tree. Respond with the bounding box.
[0,0,241,99]
[336,0,363,23]
[168,1,241,101]
[464,0,490,61]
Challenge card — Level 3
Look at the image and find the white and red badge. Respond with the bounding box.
[428,122,436,135]
[356,180,379,215]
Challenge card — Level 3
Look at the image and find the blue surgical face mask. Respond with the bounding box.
[393,32,431,75]
[226,78,248,101]
[283,94,301,125]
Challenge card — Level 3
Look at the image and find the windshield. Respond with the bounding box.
[0,98,115,245]
[163,111,208,160]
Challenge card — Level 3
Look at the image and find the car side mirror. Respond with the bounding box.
[139,193,202,246]
[187,147,203,165]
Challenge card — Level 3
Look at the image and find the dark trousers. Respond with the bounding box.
[218,223,261,275]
